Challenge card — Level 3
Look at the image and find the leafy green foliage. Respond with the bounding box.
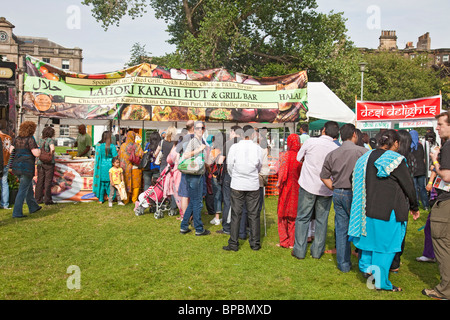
[83,0,446,109]
[362,52,444,102]
[125,42,153,67]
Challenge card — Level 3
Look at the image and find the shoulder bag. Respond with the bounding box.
[39,139,53,164]
[177,138,205,175]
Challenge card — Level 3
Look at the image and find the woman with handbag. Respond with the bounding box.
[119,131,143,204]
[93,131,118,203]
[35,126,56,205]
[10,121,42,218]
[179,121,210,236]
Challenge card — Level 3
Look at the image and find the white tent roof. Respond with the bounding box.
[307,82,355,124]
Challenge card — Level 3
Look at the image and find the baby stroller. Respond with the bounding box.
[134,165,176,219]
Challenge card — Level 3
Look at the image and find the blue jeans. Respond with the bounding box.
[292,187,332,259]
[12,174,41,218]
[180,174,205,233]
[414,175,429,209]
[212,177,222,213]
[332,189,353,272]
[221,173,232,233]
[1,167,9,208]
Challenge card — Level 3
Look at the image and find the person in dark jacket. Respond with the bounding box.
[348,129,420,292]
[410,130,429,210]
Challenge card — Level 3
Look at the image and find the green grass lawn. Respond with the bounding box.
[0,196,440,300]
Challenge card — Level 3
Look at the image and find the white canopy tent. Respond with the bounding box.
[306,82,356,124]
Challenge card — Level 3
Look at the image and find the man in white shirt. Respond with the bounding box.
[223,125,262,251]
[292,121,339,260]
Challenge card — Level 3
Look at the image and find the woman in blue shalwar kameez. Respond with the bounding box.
[348,129,420,292]
[93,131,118,203]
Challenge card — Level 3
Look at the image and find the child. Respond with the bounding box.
[109,156,126,207]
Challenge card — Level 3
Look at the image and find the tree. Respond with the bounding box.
[83,0,362,106]
[84,1,446,110]
[361,52,444,103]
[125,42,153,67]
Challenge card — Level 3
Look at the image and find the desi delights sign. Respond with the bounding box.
[356,96,441,121]
[22,55,308,123]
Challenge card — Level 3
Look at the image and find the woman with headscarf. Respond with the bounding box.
[142,131,161,191]
[119,131,144,204]
[348,129,420,292]
[410,129,429,210]
[93,131,118,203]
[277,134,302,248]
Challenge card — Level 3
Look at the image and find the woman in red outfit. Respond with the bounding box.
[277,133,302,248]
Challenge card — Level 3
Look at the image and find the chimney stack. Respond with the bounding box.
[378,30,398,51]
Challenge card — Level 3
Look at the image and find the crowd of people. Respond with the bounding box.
[2,110,449,299]
[278,111,450,299]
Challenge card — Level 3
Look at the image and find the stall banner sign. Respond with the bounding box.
[398,120,434,128]
[359,121,391,130]
[356,96,441,121]
[23,55,308,123]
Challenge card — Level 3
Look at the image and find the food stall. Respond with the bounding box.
[22,55,312,201]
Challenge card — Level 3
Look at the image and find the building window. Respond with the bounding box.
[60,125,70,137]
[62,59,70,70]
[436,56,441,64]
[443,55,449,62]
[42,58,50,63]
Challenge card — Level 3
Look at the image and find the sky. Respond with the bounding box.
[2,0,450,74]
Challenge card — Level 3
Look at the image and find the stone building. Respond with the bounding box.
[0,17,83,140]
[375,30,450,67]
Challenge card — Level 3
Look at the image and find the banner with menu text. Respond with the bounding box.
[22,55,308,123]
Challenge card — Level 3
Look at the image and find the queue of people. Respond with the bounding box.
[275,112,450,299]
[3,111,449,300]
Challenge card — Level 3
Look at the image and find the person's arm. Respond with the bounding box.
[79,142,91,157]
[109,171,114,185]
[426,169,437,192]
[320,153,333,190]
[392,161,420,220]
[49,140,55,154]
[297,140,307,162]
[259,148,269,175]
[430,148,450,183]
[154,141,163,158]
[227,145,236,175]
[31,148,41,157]
[185,144,206,159]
